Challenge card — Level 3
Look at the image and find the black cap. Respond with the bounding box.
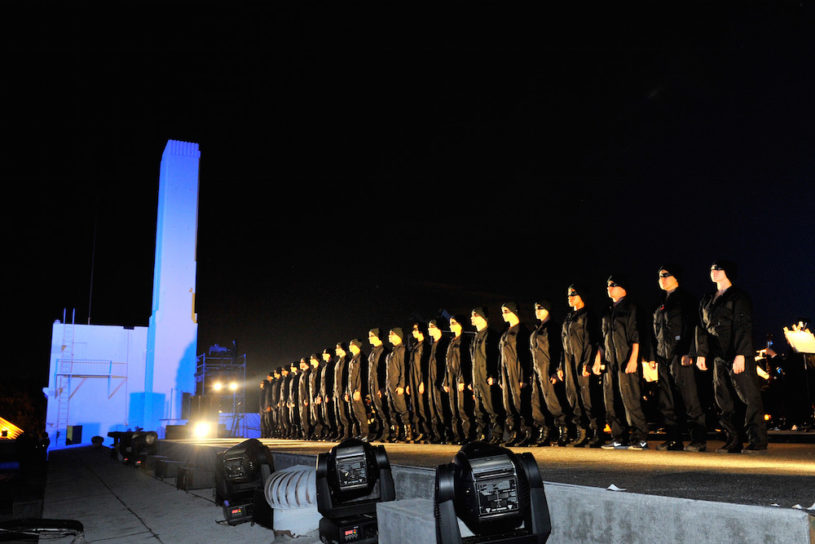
[567,283,584,298]
[471,306,488,320]
[657,263,683,283]
[428,319,438,328]
[501,302,519,315]
[368,328,380,338]
[606,274,629,290]
[389,327,405,341]
[534,300,552,312]
[349,338,363,350]
[711,259,738,281]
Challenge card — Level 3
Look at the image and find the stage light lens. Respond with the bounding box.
[229,381,239,392]
[213,381,223,392]
[193,421,212,438]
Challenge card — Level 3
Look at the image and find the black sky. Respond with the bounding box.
[5,3,815,389]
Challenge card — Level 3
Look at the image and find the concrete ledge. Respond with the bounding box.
[176,464,215,490]
[155,459,184,479]
[375,486,815,544]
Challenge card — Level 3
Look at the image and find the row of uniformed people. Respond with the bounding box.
[259,259,767,453]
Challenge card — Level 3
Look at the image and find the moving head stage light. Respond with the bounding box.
[214,438,274,528]
[434,441,551,544]
[316,438,395,544]
[107,430,158,466]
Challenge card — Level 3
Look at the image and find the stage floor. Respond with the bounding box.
[171,436,815,508]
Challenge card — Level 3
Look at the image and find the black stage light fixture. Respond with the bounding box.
[434,441,551,544]
[126,431,159,466]
[214,438,274,528]
[316,438,395,544]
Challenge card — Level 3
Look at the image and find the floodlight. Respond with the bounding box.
[316,438,395,544]
[434,441,551,544]
[214,438,274,527]
[213,381,224,392]
[229,381,239,392]
[192,421,213,439]
[115,430,159,466]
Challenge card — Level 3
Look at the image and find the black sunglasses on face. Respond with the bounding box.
[659,272,672,278]
[607,282,618,288]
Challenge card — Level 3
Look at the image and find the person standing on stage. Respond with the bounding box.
[309,354,325,440]
[498,302,533,447]
[426,320,449,443]
[347,339,370,440]
[367,329,390,442]
[386,328,411,441]
[594,275,650,450]
[270,369,282,437]
[259,373,271,438]
[529,300,568,446]
[561,283,602,447]
[278,365,292,438]
[408,322,430,443]
[644,264,707,452]
[469,307,503,444]
[696,260,767,454]
[333,343,352,440]
[444,315,471,444]
[319,349,336,440]
[287,362,301,439]
[297,358,311,439]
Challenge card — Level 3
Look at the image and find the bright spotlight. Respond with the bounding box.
[213,381,224,392]
[193,421,213,439]
[229,381,239,392]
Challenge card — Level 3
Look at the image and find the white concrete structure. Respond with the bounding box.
[43,140,201,447]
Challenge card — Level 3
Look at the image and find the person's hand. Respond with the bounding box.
[443,385,449,393]
[550,375,558,384]
[696,356,707,371]
[344,393,349,402]
[733,354,745,374]
[406,386,410,396]
[625,359,638,374]
[681,355,692,366]
[557,369,564,381]
[488,377,495,386]
[304,400,309,406]
[315,397,321,405]
[592,360,602,375]
[519,381,524,389]
[467,384,473,391]
[581,365,591,377]
[457,383,465,392]
[377,390,382,398]
[419,383,425,395]
[353,391,361,401]
[396,387,404,395]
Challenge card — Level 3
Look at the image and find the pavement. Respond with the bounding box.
[41,446,317,543]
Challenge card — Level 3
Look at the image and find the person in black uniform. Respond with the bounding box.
[696,260,767,454]
[319,349,336,440]
[408,323,430,443]
[333,343,352,440]
[529,300,568,446]
[347,338,370,440]
[287,362,301,439]
[560,284,603,448]
[644,264,707,452]
[297,358,311,439]
[308,354,324,440]
[278,365,292,438]
[498,302,533,447]
[386,328,410,442]
[260,374,271,438]
[269,369,282,437]
[426,320,449,443]
[444,316,471,444]
[595,275,649,450]
[469,307,503,444]
[367,329,390,442]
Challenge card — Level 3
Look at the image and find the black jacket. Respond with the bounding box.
[270,378,282,408]
[470,328,499,386]
[367,344,386,396]
[530,318,561,378]
[499,323,532,385]
[333,356,348,400]
[287,372,300,407]
[561,307,599,375]
[347,352,367,397]
[408,339,427,392]
[444,334,470,389]
[319,360,333,400]
[385,344,406,391]
[650,287,697,360]
[695,286,753,360]
[428,337,448,389]
[298,368,310,407]
[601,297,640,367]
[279,374,291,407]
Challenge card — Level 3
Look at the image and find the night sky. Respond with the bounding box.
[6,3,815,392]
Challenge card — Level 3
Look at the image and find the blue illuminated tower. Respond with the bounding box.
[142,140,200,432]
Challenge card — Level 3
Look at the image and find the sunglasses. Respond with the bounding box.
[658,272,672,278]
[607,282,619,288]
[711,265,723,271]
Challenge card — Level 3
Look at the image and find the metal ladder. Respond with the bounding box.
[55,310,76,447]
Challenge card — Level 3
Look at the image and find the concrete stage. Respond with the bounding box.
[161,435,815,507]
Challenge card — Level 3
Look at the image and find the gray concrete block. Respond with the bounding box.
[391,464,435,500]
[176,464,215,490]
[142,454,168,475]
[155,459,184,479]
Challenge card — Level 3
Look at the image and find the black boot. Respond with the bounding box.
[588,428,604,448]
[536,427,551,446]
[404,424,414,443]
[514,427,533,447]
[568,426,588,447]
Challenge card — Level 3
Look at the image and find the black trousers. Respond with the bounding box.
[447,383,471,439]
[370,390,390,436]
[531,369,566,428]
[713,356,767,447]
[564,356,600,431]
[602,363,649,442]
[334,395,351,433]
[349,394,369,435]
[408,388,430,435]
[299,406,310,437]
[473,383,503,439]
[656,355,706,443]
[322,399,336,434]
[500,366,530,434]
[427,385,447,438]
[387,389,409,427]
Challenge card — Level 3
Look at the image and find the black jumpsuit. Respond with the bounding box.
[444,334,471,441]
[530,319,566,431]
